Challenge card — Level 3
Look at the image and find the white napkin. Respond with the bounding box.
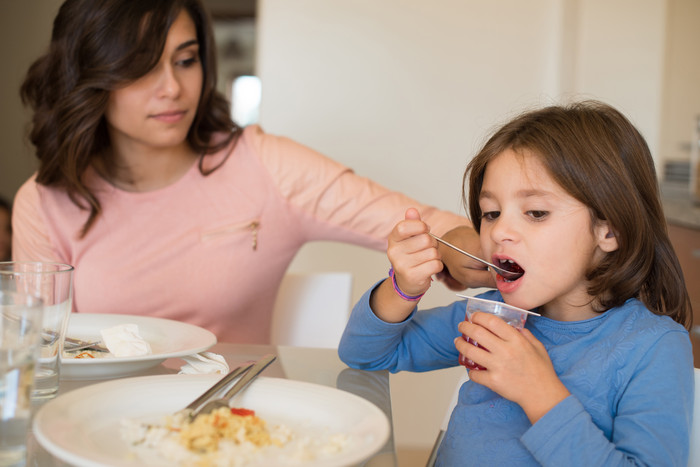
[179,352,230,375]
[100,324,152,357]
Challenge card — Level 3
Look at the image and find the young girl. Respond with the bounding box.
[339,101,694,465]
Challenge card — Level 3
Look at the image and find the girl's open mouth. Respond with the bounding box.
[497,258,524,282]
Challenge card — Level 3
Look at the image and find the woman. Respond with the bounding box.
[14,0,490,343]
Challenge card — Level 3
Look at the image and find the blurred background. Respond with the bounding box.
[2,0,699,307]
[2,1,699,463]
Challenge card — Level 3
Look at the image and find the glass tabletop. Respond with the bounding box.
[25,343,396,467]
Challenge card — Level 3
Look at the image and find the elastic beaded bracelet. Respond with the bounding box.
[388,267,425,301]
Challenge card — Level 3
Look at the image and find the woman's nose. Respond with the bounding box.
[156,65,181,98]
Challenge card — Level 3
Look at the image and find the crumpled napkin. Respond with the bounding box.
[179,352,230,375]
[100,323,152,357]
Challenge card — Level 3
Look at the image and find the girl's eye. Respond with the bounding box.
[527,210,548,220]
[481,211,500,221]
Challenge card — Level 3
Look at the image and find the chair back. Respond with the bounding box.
[271,272,353,348]
[689,368,700,466]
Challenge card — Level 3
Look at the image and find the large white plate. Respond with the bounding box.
[34,374,391,467]
[61,314,217,380]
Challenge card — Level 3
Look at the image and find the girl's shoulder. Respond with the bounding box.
[614,298,688,334]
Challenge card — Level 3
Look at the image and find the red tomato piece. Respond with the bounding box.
[230,407,255,417]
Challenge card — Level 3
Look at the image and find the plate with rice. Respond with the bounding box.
[33,374,391,466]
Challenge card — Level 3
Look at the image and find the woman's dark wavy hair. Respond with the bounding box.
[463,101,691,329]
[20,0,238,236]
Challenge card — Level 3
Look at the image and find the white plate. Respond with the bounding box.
[61,314,217,380]
[34,374,391,467]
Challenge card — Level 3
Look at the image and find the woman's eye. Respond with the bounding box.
[527,210,548,220]
[176,56,199,68]
[481,211,500,221]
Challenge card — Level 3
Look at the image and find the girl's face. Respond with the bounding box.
[104,10,203,154]
[478,149,614,320]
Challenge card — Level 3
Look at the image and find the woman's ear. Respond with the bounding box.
[595,222,619,253]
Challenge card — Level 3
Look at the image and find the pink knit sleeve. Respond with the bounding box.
[12,177,63,263]
[244,126,469,248]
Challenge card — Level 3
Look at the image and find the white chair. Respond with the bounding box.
[689,368,700,466]
[270,272,353,348]
[425,372,469,467]
[428,369,700,467]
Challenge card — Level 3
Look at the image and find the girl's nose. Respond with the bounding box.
[488,214,518,244]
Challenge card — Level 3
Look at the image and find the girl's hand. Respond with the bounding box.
[456,312,570,424]
[387,208,443,298]
[369,208,443,323]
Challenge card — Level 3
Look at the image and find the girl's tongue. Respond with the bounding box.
[498,258,524,282]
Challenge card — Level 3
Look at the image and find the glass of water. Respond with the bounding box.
[0,262,73,399]
[0,290,44,466]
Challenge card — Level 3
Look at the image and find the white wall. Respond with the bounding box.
[256,0,666,309]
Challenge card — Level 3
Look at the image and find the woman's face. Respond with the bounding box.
[477,149,612,320]
[104,9,203,154]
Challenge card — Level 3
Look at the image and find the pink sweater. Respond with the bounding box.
[13,126,466,343]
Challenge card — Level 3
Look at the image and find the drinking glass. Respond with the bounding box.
[457,296,536,370]
[0,262,73,399]
[0,290,43,466]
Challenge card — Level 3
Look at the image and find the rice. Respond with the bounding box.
[120,407,349,466]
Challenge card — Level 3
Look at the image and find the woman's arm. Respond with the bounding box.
[250,126,494,289]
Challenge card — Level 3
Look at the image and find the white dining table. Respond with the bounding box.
[24,343,398,467]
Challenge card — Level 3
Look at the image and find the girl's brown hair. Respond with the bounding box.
[463,101,691,329]
[20,0,237,235]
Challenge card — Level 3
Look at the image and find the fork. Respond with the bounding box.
[176,361,256,420]
[62,336,109,352]
[429,233,523,281]
[189,354,277,420]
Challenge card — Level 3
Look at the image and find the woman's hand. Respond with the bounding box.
[437,226,496,290]
[369,208,443,323]
[455,312,570,424]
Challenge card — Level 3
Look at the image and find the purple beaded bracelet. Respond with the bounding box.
[388,267,425,301]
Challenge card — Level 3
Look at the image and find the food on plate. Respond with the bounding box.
[121,405,349,466]
[63,323,151,359]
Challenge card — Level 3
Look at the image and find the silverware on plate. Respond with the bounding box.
[63,336,109,352]
[178,354,277,421]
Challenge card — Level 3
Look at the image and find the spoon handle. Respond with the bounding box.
[221,354,276,400]
[429,233,521,280]
[429,233,488,266]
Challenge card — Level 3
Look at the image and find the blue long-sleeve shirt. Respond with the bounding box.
[339,286,694,466]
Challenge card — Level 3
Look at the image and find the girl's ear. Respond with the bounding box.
[595,221,619,253]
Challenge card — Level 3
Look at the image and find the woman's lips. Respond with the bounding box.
[150,110,187,123]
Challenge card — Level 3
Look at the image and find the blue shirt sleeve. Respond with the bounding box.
[338,280,469,373]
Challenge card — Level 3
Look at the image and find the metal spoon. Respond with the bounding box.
[189,354,277,420]
[429,233,524,281]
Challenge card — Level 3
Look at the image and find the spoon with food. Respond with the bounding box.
[430,233,524,281]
